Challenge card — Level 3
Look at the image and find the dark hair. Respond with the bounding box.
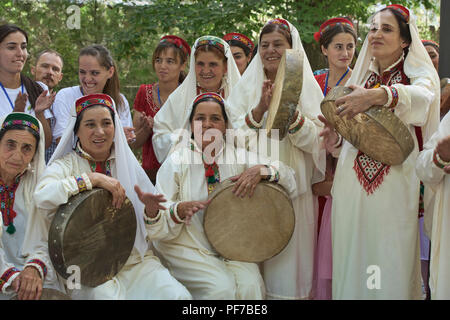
[152,41,188,83]
[379,7,411,56]
[227,40,252,57]
[259,23,292,48]
[0,24,45,110]
[194,45,227,63]
[35,49,64,68]
[73,105,115,136]
[189,98,228,124]
[319,19,357,49]
[78,45,124,113]
[423,41,439,53]
[0,125,40,151]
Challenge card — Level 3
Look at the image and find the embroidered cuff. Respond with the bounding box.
[74,176,87,192]
[24,259,48,280]
[245,110,263,130]
[0,267,20,293]
[81,173,93,190]
[381,85,399,109]
[433,149,450,169]
[288,113,305,135]
[143,210,161,225]
[264,165,280,183]
[169,202,184,224]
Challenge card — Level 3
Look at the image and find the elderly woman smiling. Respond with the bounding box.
[0,112,59,300]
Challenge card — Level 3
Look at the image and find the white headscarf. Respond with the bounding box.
[152,35,241,163]
[49,97,157,258]
[347,5,440,144]
[0,113,54,278]
[227,19,326,191]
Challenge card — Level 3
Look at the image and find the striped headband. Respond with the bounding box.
[223,33,254,52]
[75,94,115,116]
[160,35,191,56]
[1,113,40,135]
[195,36,226,54]
[386,4,409,23]
[314,17,355,43]
[193,92,225,108]
[422,39,439,48]
[265,18,290,31]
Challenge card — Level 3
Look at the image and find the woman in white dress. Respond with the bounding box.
[143,92,297,299]
[34,93,192,300]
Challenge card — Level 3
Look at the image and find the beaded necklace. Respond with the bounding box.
[0,176,21,234]
[75,143,112,176]
[190,143,220,194]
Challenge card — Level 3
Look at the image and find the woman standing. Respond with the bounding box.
[132,35,190,184]
[0,24,54,149]
[0,113,60,300]
[52,45,134,147]
[227,18,325,300]
[152,35,241,164]
[223,32,254,75]
[319,4,440,299]
[311,17,357,300]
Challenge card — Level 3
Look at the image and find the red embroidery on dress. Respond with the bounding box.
[145,84,160,114]
[353,151,390,195]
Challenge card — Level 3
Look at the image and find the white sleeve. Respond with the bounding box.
[119,94,133,128]
[52,89,74,139]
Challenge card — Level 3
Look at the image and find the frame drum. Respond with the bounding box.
[203,179,295,263]
[10,288,71,300]
[321,86,414,165]
[266,49,303,140]
[48,188,136,287]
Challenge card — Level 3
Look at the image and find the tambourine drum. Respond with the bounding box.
[48,188,136,287]
[10,288,71,300]
[203,179,295,263]
[266,49,303,140]
[321,86,414,165]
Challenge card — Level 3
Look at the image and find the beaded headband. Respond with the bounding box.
[422,39,439,48]
[386,4,409,23]
[193,92,225,108]
[75,94,115,116]
[265,18,290,31]
[1,113,40,135]
[314,17,355,43]
[160,35,191,56]
[195,36,226,55]
[223,32,254,52]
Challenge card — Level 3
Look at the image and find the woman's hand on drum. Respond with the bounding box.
[87,172,126,209]
[318,115,339,153]
[134,185,167,218]
[335,85,384,119]
[177,200,210,225]
[253,80,274,122]
[13,266,43,300]
[230,165,265,198]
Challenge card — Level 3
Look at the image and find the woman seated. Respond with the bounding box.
[0,113,60,300]
[142,92,297,300]
[34,93,191,300]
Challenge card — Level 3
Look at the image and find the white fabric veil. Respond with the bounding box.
[48,98,156,258]
[152,35,241,163]
[347,6,440,144]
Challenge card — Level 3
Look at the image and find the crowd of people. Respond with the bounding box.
[0,3,449,300]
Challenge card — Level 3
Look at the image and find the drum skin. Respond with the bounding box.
[321,86,415,165]
[266,49,304,140]
[10,288,71,300]
[203,179,295,263]
[48,188,136,287]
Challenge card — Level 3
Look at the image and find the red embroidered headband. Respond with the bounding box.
[193,92,225,108]
[75,94,115,115]
[1,113,40,135]
[195,36,226,55]
[386,4,409,23]
[422,39,439,48]
[314,17,355,43]
[223,32,254,52]
[265,18,290,31]
[160,35,191,56]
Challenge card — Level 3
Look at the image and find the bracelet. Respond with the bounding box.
[332,132,343,149]
[169,202,184,224]
[380,85,399,109]
[74,176,87,192]
[143,210,161,225]
[433,149,450,169]
[264,165,280,183]
[245,110,263,129]
[288,113,305,135]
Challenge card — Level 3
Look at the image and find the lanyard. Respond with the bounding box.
[0,81,24,110]
[157,83,162,106]
[323,67,349,96]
